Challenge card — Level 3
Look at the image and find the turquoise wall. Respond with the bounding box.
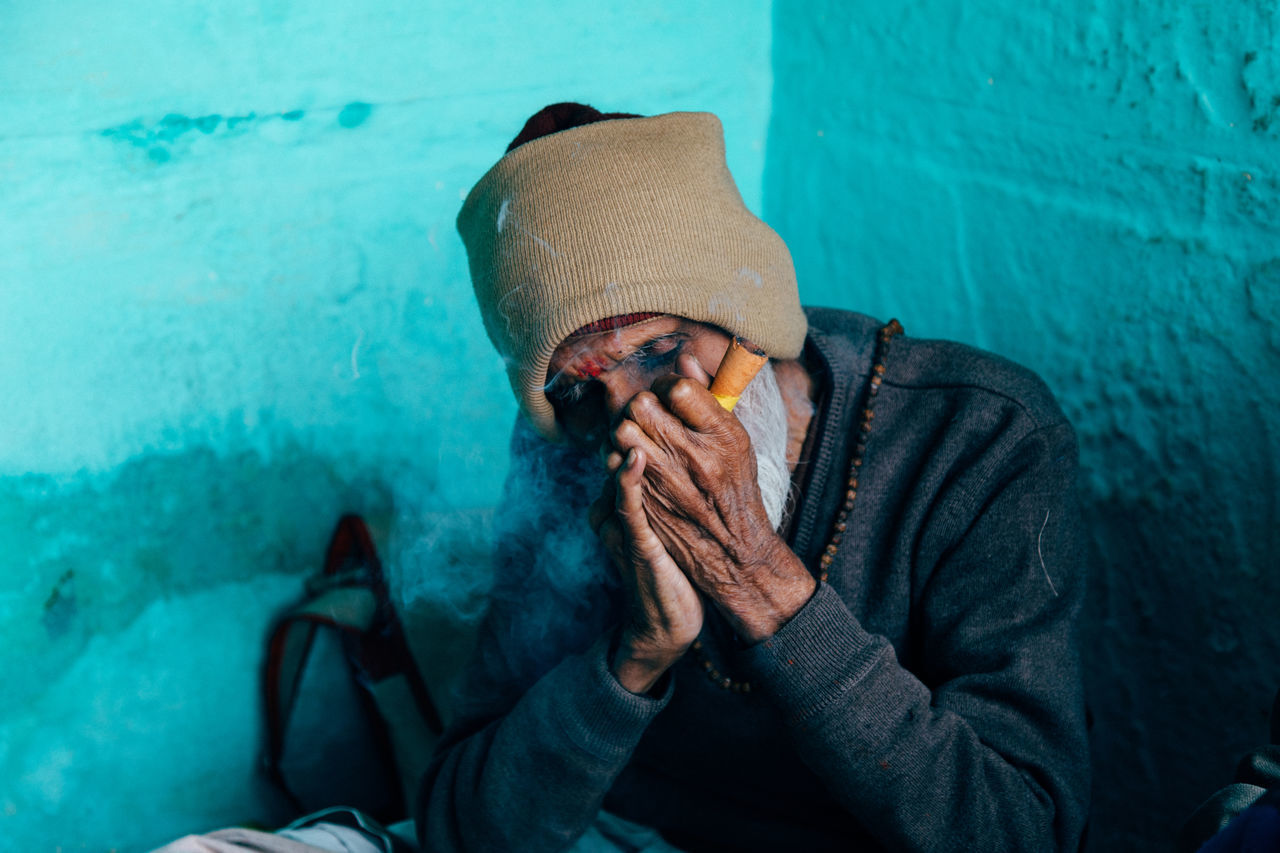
[0,3,771,849]
[4,2,1277,850]
[767,2,1280,850]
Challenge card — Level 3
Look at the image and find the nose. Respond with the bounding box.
[555,364,670,453]
[600,372,648,420]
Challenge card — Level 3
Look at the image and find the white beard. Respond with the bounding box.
[731,361,793,531]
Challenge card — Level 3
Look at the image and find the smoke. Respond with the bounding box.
[391,505,500,715]
[397,362,795,718]
[389,423,619,719]
[394,507,496,623]
[454,423,622,712]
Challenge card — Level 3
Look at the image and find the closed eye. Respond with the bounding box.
[547,332,687,407]
[631,333,684,370]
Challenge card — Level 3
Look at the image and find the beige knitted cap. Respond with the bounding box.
[457,111,807,440]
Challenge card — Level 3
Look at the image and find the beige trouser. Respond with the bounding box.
[153,827,342,853]
[152,812,404,853]
[154,810,683,852]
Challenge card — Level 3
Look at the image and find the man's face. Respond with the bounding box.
[545,316,732,452]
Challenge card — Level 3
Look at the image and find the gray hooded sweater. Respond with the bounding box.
[418,308,1090,852]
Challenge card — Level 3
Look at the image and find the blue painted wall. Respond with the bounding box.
[767,2,1280,850]
[0,3,771,849]
[4,2,1277,850]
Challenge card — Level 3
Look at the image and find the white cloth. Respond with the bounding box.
[152,810,680,853]
[277,822,384,853]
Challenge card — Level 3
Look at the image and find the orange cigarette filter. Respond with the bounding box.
[709,337,769,411]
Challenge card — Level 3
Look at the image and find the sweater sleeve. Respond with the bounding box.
[417,629,670,852]
[741,421,1090,852]
[416,419,671,852]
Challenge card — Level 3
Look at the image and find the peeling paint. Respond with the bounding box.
[99,107,314,162]
[41,570,77,639]
[337,101,372,128]
[0,434,396,722]
[0,1,775,848]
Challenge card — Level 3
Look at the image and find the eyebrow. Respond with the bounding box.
[547,330,686,401]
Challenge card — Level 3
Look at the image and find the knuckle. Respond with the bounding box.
[627,391,659,419]
[610,425,634,451]
[614,417,642,442]
[669,377,698,403]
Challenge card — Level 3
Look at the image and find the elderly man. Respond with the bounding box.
[419,103,1090,852]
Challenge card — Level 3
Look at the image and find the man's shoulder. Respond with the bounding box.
[803,306,1069,433]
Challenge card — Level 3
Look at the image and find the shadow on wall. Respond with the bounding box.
[761,1,1280,848]
[0,429,404,849]
[1077,316,1280,849]
[3,435,390,703]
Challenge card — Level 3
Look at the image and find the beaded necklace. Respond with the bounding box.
[690,319,905,693]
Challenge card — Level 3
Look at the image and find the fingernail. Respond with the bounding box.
[626,448,637,468]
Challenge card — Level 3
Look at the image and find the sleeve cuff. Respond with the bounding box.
[539,633,672,761]
[739,582,891,723]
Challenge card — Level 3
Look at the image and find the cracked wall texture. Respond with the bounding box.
[766,2,1280,850]
[0,2,772,849]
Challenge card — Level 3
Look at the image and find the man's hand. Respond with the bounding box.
[589,448,704,695]
[608,370,816,643]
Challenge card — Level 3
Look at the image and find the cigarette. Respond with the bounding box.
[709,337,768,411]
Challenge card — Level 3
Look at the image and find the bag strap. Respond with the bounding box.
[262,515,443,816]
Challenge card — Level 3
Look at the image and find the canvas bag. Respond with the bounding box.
[261,515,444,824]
